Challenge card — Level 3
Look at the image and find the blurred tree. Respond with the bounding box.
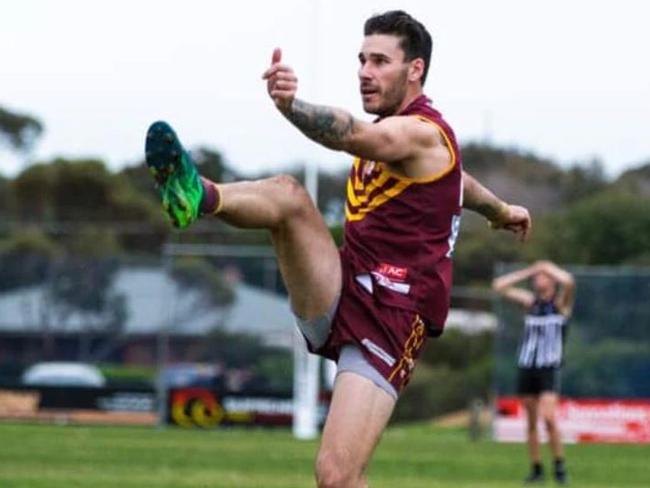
[192,146,236,183]
[66,225,121,257]
[537,190,650,264]
[561,158,607,203]
[50,159,114,221]
[46,256,127,360]
[462,143,564,216]
[119,162,160,204]
[170,257,236,310]
[612,161,650,198]
[11,158,169,253]
[0,175,12,219]
[0,106,43,152]
[11,163,53,221]
[0,229,61,291]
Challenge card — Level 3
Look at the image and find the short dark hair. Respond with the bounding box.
[364,10,433,85]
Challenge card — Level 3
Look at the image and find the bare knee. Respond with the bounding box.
[267,174,313,222]
[315,448,365,488]
[543,412,557,432]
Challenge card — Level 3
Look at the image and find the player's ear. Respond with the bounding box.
[408,58,425,83]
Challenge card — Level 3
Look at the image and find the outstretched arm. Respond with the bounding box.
[262,48,437,163]
[462,171,532,241]
[492,263,540,308]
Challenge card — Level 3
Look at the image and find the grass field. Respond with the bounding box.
[0,422,648,487]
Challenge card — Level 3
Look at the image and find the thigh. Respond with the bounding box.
[317,371,396,475]
[271,198,341,320]
[539,391,559,419]
[522,395,539,426]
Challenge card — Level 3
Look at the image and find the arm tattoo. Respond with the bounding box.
[284,99,355,150]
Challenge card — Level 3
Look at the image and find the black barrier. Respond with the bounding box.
[0,385,330,427]
[0,385,156,412]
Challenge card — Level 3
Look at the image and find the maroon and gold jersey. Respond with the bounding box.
[341,95,462,334]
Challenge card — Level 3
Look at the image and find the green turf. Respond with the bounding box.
[0,422,647,487]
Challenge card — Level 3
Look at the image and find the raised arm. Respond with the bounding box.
[536,261,576,316]
[492,263,540,308]
[462,171,532,241]
[262,48,438,164]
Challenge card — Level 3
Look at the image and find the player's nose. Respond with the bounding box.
[358,61,373,80]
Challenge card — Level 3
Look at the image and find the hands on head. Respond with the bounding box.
[262,48,298,113]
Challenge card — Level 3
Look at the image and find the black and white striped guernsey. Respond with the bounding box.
[517,299,567,368]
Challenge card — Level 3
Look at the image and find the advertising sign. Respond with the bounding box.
[168,387,329,428]
[494,396,650,443]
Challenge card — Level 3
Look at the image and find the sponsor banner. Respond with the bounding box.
[168,387,329,428]
[494,396,650,444]
[0,386,156,412]
[0,387,157,425]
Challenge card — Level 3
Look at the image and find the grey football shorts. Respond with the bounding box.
[294,294,398,400]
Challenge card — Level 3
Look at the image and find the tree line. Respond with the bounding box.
[2,104,649,286]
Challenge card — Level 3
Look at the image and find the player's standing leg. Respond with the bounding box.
[523,396,544,483]
[315,373,395,488]
[540,392,567,484]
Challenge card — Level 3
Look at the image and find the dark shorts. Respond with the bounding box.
[517,367,561,395]
[296,251,429,397]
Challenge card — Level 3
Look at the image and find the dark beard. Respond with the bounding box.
[371,71,409,118]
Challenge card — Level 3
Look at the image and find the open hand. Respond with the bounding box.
[262,48,298,113]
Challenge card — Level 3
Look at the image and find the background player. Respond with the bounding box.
[493,260,576,485]
[146,10,531,487]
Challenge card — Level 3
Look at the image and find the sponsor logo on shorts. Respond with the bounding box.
[376,263,408,281]
[370,272,411,295]
[361,338,396,367]
[370,263,411,295]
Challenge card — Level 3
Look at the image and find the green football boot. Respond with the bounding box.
[145,121,204,228]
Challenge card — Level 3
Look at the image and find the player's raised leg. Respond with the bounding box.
[145,121,341,320]
[217,177,341,318]
[315,372,396,488]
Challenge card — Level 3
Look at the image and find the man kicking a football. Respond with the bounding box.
[145,10,531,487]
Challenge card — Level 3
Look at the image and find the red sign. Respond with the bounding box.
[494,396,650,443]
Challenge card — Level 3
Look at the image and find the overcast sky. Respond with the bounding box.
[2,0,649,178]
